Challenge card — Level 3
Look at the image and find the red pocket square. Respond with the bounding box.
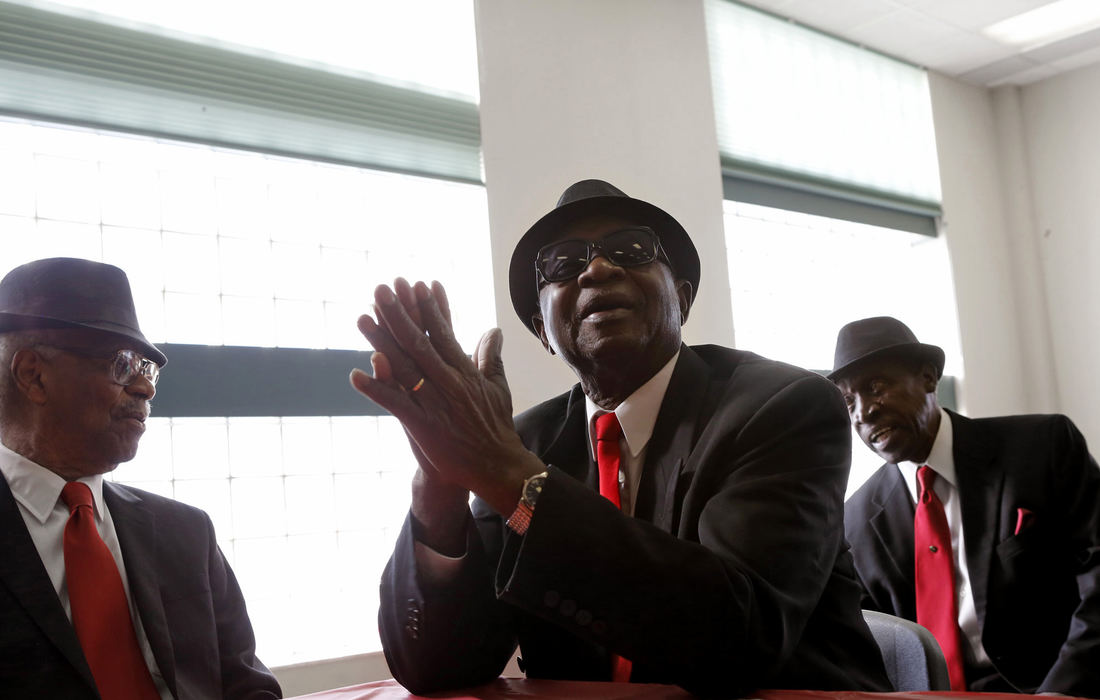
[1014,507,1036,535]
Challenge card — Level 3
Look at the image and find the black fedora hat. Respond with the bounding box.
[0,257,167,366]
[508,179,701,335]
[829,316,943,381]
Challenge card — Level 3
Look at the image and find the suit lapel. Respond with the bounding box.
[948,410,1001,627]
[867,464,918,616]
[0,476,97,692]
[536,386,596,491]
[105,483,177,696]
[636,346,709,533]
[533,347,708,534]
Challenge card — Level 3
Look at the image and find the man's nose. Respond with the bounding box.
[126,374,156,400]
[853,394,876,423]
[577,253,624,283]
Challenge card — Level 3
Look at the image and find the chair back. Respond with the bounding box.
[862,609,952,691]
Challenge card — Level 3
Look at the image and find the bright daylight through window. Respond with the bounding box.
[0,116,491,665]
[723,200,963,496]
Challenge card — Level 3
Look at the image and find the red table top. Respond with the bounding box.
[287,678,1060,700]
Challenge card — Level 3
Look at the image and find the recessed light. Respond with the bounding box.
[983,0,1100,50]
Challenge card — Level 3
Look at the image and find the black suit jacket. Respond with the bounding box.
[380,344,891,697]
[845,409,1100,696]
[0,477,281,700]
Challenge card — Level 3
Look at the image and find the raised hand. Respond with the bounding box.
[351,279,544,515]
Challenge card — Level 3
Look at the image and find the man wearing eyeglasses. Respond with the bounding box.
[0,258,280,699]
[358,180,891,697]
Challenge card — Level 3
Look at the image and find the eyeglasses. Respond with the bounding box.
[535,226,668,284]
[37,345,160,387]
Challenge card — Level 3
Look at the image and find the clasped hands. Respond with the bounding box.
[350,279,544,516]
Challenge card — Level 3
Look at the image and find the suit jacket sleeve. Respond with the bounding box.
[1036,416,1100,695]
[202,513,283,700]
[378,510,517,695]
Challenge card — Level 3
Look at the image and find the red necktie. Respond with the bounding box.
[913,466,966,691]
[594,413,632,682]
[61,482,161,700]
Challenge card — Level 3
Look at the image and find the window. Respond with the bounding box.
[705,0,942,235]
[723,201,963,495]
[0,114,492,665]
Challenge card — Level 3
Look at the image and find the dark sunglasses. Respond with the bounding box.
[535,226,668,284]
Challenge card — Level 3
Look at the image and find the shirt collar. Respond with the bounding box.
[898,407,955,494]
[585,349,680,458]
[0,440,107,524]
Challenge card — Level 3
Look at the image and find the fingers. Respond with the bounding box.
[357,312,425,392]
[349,366,415,422]
[393,277,424,329]
[374,282,467,387]
[476,328,510,392]
[369,348,394,383]
[413,282,473,373]
[431,280,452,326]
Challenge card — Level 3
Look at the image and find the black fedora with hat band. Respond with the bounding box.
[0,257,167,366]
[828,316,943,381]
[508,179,701,335]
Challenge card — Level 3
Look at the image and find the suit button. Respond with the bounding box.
[575,610,592,626]
[591,621,607,636]
[559,599,577,616]
[405,623,419,640]
[544,590,561,608]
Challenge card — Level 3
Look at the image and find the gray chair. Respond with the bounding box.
[862,609,952,691]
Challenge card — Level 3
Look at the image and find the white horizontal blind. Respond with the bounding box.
[705,0,942,232]
[0,0,482,183]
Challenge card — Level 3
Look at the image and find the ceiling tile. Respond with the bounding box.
[916,32,1018,74]
[842,8,958,57]
[765,0,900,36]
[899,0,1058,32]
[732,0,1100,86]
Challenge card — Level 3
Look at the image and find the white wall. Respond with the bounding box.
[927,73,1032,418]
[928,63,1100,449]
[474,0,732,413]
[1017,63,1100,447]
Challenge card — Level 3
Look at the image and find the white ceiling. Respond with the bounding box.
[738,0,1100,86]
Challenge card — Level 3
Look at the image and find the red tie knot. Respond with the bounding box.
[61,481,95,514]
[917,465,937,502]
[595,412,622,443]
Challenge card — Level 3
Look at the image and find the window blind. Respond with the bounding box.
[0,0,482,183]
[705,0,942,235]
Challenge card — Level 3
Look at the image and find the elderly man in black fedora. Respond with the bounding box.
[355,179,890,697]
[0,258,280,699]
[832,315,1100,697]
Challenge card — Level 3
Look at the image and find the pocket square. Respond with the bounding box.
[1014,507,1036,535]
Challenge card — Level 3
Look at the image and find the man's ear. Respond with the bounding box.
[920,362,940,394]
[676,280,693,326]
[11,349,48,405]
[531,315,555,355]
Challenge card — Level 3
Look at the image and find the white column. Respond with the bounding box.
[474,0,732,411]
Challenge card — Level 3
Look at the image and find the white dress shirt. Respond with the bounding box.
[897,408,992,671]
[0,441,172,699]
[585,350,679,516]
